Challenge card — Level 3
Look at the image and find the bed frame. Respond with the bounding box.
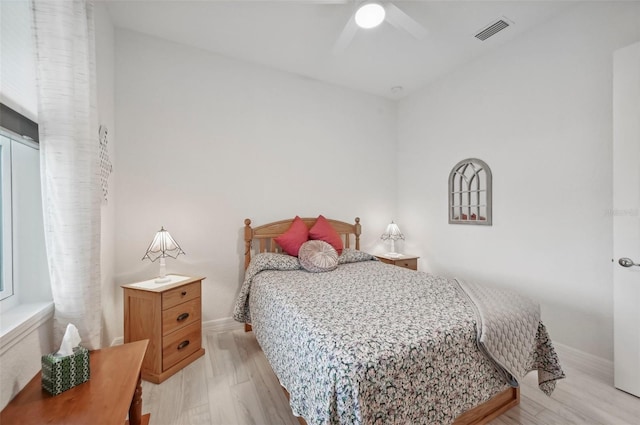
[242,216,519,425]
[244,216,360,270]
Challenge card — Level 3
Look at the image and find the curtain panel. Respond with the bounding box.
[32,0,102,349]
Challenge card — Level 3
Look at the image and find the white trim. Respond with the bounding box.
[0,127,38,149]
[554,342,613,367]
[0,135,13,302]
[0,301,54,355]
[553,341,614,381]
[203,317,243,334]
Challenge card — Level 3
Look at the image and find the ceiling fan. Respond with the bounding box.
[332,1,428,54]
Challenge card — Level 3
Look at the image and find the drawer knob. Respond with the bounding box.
[177,313,189,322]
[181,291,187,296]
[177,340,190,350]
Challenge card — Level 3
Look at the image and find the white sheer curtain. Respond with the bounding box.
[32,0,102,349]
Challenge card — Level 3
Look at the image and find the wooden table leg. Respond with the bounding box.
[129,373,143,425]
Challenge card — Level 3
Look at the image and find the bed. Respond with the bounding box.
[234,216,564,425]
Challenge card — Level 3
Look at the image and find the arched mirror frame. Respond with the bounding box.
[448,158,492,225]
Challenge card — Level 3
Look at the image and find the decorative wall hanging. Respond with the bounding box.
[98,125,112,203]
[448,158,492,225]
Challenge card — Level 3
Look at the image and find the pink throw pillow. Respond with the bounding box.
[274,216,309,256]
[308,215,344,255]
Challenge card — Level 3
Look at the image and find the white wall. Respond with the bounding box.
[397,1,640,360]
[114,30,397,329]
[0,0,37,121]
[95,2,117,347]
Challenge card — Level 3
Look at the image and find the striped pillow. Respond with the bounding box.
[298,240,339,273]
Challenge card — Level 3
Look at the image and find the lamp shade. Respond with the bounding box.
[380,221,404,241]
[142,227,185,262]
[380,221,404,257]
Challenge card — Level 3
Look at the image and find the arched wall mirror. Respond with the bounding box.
[448,158,492,225]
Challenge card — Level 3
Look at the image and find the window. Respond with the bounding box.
[0,118,50,311]
[449,158,493,225]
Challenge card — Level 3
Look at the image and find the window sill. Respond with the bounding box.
[0,301,54,354]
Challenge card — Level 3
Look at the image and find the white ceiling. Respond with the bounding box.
[106,0,576,99]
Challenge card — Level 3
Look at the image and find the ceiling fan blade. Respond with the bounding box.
[385,3,428,40]
[332,15,359,54]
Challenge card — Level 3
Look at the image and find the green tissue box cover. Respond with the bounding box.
[41,346,90,395]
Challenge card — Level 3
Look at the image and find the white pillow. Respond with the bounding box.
[298,240,339,273]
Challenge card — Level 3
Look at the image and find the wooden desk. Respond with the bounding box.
[1,340,150,425]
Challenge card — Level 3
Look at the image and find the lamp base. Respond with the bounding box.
[155,257,170,283]
[385,252,403,258]
[154,276,171,284]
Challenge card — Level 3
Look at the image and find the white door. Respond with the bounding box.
[613,40,640,397]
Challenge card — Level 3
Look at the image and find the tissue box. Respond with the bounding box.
[41,346,90,395]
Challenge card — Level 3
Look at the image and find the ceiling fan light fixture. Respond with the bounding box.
[355,2,386,29]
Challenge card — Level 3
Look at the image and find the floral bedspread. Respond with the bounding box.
[233,250,564,425]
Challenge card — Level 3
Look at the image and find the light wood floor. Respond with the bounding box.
[141,329,640,425]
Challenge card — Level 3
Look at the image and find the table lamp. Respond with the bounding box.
[380,221,404,257]
[142,226,185,283]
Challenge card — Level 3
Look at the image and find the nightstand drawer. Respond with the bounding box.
[396,258,417,270]
[162,298,201,336]
[162,321,201,370]
[162,281,201,310]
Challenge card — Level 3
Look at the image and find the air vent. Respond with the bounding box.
[475,19,510,41]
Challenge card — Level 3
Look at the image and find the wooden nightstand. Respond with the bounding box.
[122,275,206,384]
[375,254,419,271]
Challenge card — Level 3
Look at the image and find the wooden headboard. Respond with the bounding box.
[243,217,361,269]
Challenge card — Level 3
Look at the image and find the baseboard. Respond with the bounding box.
[554,341,613,366]
[553,341,613,381]
[202,317,243,333]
